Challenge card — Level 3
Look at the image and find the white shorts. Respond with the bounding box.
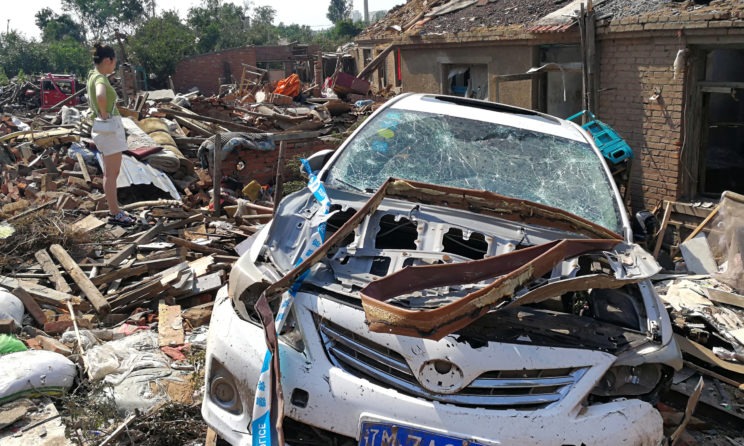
[92,127,128,155]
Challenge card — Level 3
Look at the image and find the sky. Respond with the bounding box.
[5,0,405,39]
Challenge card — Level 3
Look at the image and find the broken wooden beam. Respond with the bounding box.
[12,286,48,325]
[75,152,91,182]
[90,264,149,287]
[49,244,110,315]
[158,107,263,133]
[683,205,720,243]
[106,221,164,267]
[34,249,73,293]
[166,235,230,255]
[683,361,744,391]
[15,279,80,309]
[109,278,167,312]
[653,201,672,258]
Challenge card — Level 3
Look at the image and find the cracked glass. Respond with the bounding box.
[326,108,622,233]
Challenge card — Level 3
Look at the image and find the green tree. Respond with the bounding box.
[327,0,352,24]
[61,0,149,41]
[130,11,196,87]
[0,31,50,78]
[0,67,9,86]
[46,39,91,77]
[247,5,279,45]
[35,8,85,43]
[277,23,315,44]
[187,0,250,53]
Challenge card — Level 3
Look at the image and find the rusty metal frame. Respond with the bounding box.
[360,238,620,340]
[257,177,621,307]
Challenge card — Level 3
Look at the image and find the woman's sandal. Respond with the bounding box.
[108,211,136,226]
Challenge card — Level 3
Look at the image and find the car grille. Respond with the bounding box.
[317,318,588,410]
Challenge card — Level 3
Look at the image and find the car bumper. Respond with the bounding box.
[202,286,665,446]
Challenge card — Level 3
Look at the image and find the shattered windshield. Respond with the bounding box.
[326,108,623,233]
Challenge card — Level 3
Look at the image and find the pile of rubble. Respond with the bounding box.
[0,71,384,444]
[649,191,744,445]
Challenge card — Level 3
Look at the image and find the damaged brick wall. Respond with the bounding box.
[597,35,684,212]
[220,138,337,186]
[173,48,259,96]
[398,44,534,101]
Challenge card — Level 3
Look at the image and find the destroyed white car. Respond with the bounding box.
[202,93,682,445]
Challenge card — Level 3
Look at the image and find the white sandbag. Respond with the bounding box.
[0,350,77,404]
[0,289,24,326]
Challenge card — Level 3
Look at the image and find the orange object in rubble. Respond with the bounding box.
[273,73,300,98]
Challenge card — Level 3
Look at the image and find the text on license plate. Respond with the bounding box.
[359,421,485,446]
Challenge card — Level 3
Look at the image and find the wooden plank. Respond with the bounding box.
[653,201,672,258]
[90,264,148,287]
[50,244,110,315]
[109,278,166,310]
[357,43,396,80]
[34,249,72,293]
[205,427,218,446]
[675,334,744,376]
[158,300,184,347]
[669,376,704,446]
[12,287,48,325]
[163,213,205,231]
[71,214,106,232]
[75,152,91,182]
[17,280,80,308]
[683,205,720,243]
[272,141,285,216]
[133,256,184,274]
[6,200,55,222]
[189,254,215,277]
[212,132,222,217]
[106,221,164,267]
[704,288,744,310]
[683,361,744,390]
[157,262,190,286]
[167,236,230,255]
[158,107,261,133]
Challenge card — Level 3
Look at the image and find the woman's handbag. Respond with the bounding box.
[90,99,128,155]
[91,98,122,135]
[92,114,123,135]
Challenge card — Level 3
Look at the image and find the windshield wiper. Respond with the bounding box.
[330,177,366,193]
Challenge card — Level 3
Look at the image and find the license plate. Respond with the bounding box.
[359,421,485,446]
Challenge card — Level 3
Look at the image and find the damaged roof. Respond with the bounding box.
[357,0,744,41]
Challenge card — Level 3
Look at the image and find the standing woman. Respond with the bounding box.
[87,43,135,226]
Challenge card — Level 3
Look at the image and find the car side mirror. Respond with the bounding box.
[632,210,658,243]
[300,149,334,178]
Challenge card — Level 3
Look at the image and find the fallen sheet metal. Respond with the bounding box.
[96,152,180,200]
[359,238,619,340]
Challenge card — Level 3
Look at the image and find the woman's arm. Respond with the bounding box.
[95,82,109,119]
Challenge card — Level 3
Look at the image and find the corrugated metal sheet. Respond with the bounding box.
[97,152,181,200]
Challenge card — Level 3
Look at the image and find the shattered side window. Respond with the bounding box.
[327,109,622,232]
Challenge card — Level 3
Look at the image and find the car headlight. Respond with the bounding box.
[279,307,305,352]
[208,359,247,415]
[233,285,305,353]
[591,363,663,397]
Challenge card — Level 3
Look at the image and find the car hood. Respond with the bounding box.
[253,178,659,341]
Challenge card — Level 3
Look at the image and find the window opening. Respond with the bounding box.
[700,49,744,196]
